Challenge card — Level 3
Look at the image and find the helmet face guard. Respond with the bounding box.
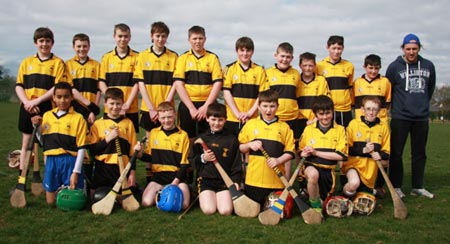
[56,187,86,211]
[325,195,353,218]
[156,185,183,213]
[352,192,376,216]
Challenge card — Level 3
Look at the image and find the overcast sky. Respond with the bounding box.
[1,0,449,86]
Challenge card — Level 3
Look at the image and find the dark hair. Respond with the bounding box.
[235,36,254,51]
[72,33,90,46]
[53,82,72,95]
[151,21,170,35]
[157,101,175,113]
[299,52,316,65]
[114,23,130,35]
[312,95,334,114]
[258,89,279,105]
[104,87,124,102]
[276,42,294,54]
[327,35,344,47]
[188,25,205,37]
[364,54,381,68]
[207,103,227,118]
[33,27,54,44]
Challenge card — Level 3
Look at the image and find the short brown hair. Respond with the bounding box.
[258,89,279,105]
[312,95,334,114]
[72,33,90,46]
[276,42,293,54]
[235,37,254,51]
[104,87,124,102]
[299,52,316,65]
[206,103,226,118]
[157,101,175,113]
[188,25,205,37]
[33,27,54,43]
[151,21,170,35]
[114,23,130,35]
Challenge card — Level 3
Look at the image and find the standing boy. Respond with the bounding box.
[99,23,139,132]
[173,25,223,139]
[89,88,137,198]
[139,102,191,209]
[238,89,295,206]
[134,21,178,183]
[31,82,87,205]
[223,36,268,136]
[297,52,330,135]
[190,103,242,215]
[386,33,436,199]
[316,35,354,127]
[15,27,65,173]
[298,95,348,211]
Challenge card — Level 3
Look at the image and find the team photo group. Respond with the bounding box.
[10,20,436,224]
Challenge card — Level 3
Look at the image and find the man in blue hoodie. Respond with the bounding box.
[386,33,436,199]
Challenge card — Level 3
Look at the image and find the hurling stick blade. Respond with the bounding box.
[376,160,408,220]
[91,191,118,215]
[194,137,260,218]
[31,143,44,196]
[10,125,38,208]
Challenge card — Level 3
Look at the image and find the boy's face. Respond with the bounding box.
[237,47,253,65]
[364,64,380,80]
[105,98,123,118]
[258,101,278,121]
[151,32,168,50]
[315,109,333,127]
[274,50,293,70]
[188,33,206,53]
[327,43,344,62]
[206,116,226,132]
[299,59,316,77]
[402,43,420,63]
[35,37,53,57]
[361,100,379,122]
[114,29,131,49]
[158,110,176,130]
[53,88,73,111]
[73,40,90,60]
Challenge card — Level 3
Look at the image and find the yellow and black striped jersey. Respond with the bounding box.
[342,117,390,188]
[316,57,354,112]
[16,53,65,100]
[298,74,330,120]
[65,56,100,104]
[223,60,268,122]
[133,46,178,111]
[299,121,348,166]
[100,47,139,113]
[173,49,223,102]
[265,65,301,121]
[89,115,137,165]
[238,116,295,189]
[41,107,87,156]
[352,74,391,123]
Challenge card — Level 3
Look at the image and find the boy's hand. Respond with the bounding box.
[202,149,217,162]
[370,151,381,161]
[149,109,158,122]
[105,126,119,143]
[31,115,42,125]
[189,108,199,119]
[301,146,315,157]
[197,105,208,120]
[88,112,96,125]
[128,170,136,187]
[134,142,143,152]
[69,172,78,189]
[363,142,374,154]
[266,157,281,168]
[248,140,263,152]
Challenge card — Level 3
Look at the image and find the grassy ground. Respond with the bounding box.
[0,102,449,244]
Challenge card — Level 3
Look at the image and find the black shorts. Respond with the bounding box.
[305,162,336,200]
[139,111,161,132]
[224,121,242,137]
[334,110,353,128]
[178,101,210,138]
[92,160,120,189]
[285,118,301,140]
[18,101,52,134]
[198,177,227,193]
[244,184,283,207]
[151,172,177,186]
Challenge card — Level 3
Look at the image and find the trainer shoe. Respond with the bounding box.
[411,188,435,199]
[395,188,406,199]
[373,187,386,199]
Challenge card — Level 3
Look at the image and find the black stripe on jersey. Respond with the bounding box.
[142,70,174,85]
[23,74,55,90]
[43,133,78,152]
[350,142,381,157]
[326,77,350,90]
[105,73,134,87]
[270,84,297,99]
[354,95,387,108]
[73,78,98,93]
[248,139,285,158]
[230,83,260,98]
[151,148,182,167]
[185,71,213,85]
[297,96,316,109]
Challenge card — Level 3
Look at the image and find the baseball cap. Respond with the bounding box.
[403,33,421,46]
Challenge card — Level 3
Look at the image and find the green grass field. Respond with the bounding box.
[0,102,449,244]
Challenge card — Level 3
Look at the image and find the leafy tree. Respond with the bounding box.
[0,66,16,102]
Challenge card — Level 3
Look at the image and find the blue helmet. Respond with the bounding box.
[156,185,183,213]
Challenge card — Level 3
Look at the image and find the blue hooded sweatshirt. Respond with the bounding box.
[386,55,436,121]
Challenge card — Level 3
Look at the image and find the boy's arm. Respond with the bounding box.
[197,81,223,120]
[98,81,108,94]
[174,80,197,118]
[166,83,177,102]
[223,89,242,120]
[122,82,139,113]
[138,81,157,121]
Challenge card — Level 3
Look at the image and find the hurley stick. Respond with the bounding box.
[115,137,140,212]
[31,143,44,196]
[258,157,305,225]
[194,138,260,218]
[261,148,323,224]
[177,194,200,220]
[10,125,38,208]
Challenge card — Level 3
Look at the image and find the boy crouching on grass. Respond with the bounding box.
[189,103,242,215]
[31,82,88,205]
